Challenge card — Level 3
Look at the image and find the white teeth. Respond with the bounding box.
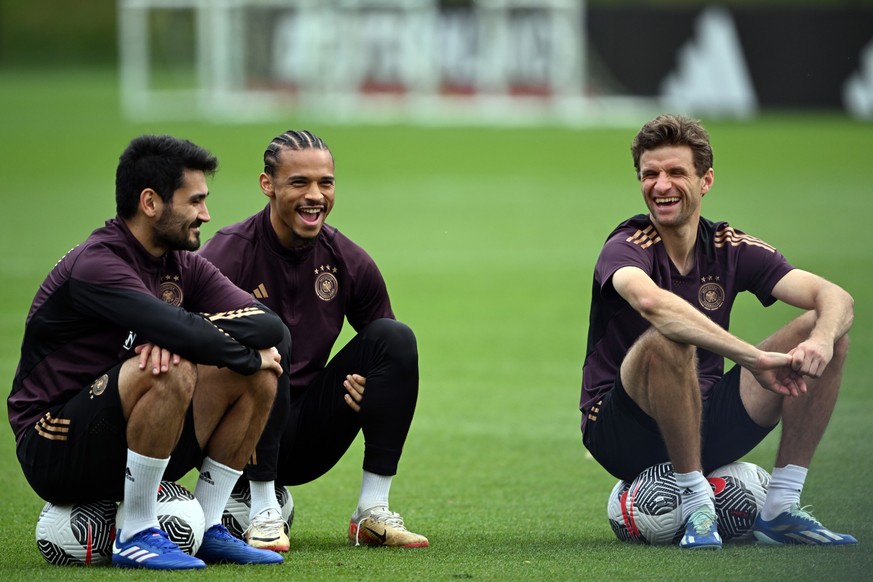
[300,208,321,214]
[656,197,680,204]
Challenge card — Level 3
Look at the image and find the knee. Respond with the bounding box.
[637,331,696,376]
[156,359,198,402]
[250,369,279,405]
[167,360,197,400]
[365,318,418,361]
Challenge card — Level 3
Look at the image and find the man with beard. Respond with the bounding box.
[199,130,427,551]
[9,135,289,569]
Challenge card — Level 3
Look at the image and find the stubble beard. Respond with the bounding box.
[155,208,201,252]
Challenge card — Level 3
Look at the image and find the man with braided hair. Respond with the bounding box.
[9,135,287,569]
[199,130,427,550]
[580,114,857,549]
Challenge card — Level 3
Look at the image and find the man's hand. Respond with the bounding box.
[343,374,366,413]
[258,347,283,377]
[789,338,834,378]
[135,343,181,375]
[750,351,807,397]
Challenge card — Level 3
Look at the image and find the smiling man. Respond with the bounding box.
[199,130,427,551]
[579,114,857,549]
[9,134,288,569]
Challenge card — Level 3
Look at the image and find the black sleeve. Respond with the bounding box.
[201,300,287,351]
[70,279,285,375]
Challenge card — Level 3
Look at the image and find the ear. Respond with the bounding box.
[700,168,714,196]
[260,173,275,199]
[140,188,162,218]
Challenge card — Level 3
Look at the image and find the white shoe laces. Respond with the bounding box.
[788,504,821,525]
[353,507,405,546]
[688,505,717,535]
[247,509,286,539]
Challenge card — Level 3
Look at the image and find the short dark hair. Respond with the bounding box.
[631,114,713,179]
[263,130,331,176]
[115,135,218,218]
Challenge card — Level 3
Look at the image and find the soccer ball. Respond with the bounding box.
[624,463,684,545]
[606,480,637,542]
[222,481,294,539]
[117,481,205,555]
[707,461,770,541]
[35,500,117,566]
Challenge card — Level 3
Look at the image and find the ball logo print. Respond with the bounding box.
[606,461,773,545]
[707,462,770,541]
[623,463,684,545]
[606,480,635,542]
[35,500,117,566]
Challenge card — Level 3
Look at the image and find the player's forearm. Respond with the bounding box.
[72,280,278,375]
[809,285,854,344]
[639,291,760,367]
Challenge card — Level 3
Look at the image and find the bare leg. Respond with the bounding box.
[620,327,702,473]
[190,365,279,530]
[743,314,856,544]
[738,311,849,468]
[120,357,198,457]
[117,356,198,539]
[192,366,278,470]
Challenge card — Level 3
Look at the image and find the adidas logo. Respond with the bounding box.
[681,487,694,496]
[113,539,159,563]
[199,471,214,485]
[844,39,873,119]
[661,6,756,117]
[253,283,269,299]
[125,467,134,482]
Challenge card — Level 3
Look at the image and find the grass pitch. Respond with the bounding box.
[0,69,871,580]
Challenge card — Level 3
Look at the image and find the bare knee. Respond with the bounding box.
[248,369,278,405]
[759,311,816,352]
[119,358,197,421]
[633,331,696,377]
[621,330,696,398]
[152,359,198,401]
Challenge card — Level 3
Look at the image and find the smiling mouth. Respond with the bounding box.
[298,207,323,224]
[654,197,680,206]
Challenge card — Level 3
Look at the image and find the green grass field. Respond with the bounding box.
[1,68,871,580]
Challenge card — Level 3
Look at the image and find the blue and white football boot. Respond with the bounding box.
[679,505,722,550]
[754,504,857,545]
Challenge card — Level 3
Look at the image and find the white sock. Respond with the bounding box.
[119,450,169,542]
[674,470,715,522]
[249,480,283,520]
[761,464,807,521]
[194,457,243,528]
[357,471,393,515]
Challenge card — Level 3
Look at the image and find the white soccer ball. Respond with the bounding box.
[222,481,293,539]
[606,479,638,542]
[35,500,117,566]
[707,461,770,541]
[117,481,205,555]
[624,463,684,545]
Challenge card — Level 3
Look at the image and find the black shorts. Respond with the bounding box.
[17,363,201,504]
[582,365,777,482]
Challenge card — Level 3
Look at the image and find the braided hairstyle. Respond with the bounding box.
[263,130,332,176]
